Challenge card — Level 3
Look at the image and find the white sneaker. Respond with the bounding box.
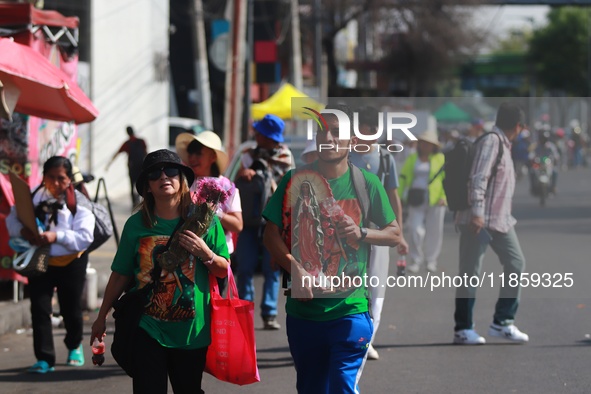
[406,263,420,274]
[488,323,529,343]
[453,329,486,345]
[426,262,437,272]
[366,344,379,360]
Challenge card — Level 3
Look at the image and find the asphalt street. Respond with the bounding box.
[0,166,589,394]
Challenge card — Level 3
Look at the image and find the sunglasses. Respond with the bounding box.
[147,167,180,181]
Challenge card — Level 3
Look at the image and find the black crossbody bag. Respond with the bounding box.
[111,218,184,377]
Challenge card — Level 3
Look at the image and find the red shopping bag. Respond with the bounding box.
[205,268,260,385]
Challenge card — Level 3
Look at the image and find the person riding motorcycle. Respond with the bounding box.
[529,131,560,195]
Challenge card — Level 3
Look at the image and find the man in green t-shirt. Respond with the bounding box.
[263,104,401,393]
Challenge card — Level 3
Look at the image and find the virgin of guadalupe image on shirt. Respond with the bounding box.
[284,170,364,295]
[137,236,197,322]
[284,171,343,286]
[292,180,324,276]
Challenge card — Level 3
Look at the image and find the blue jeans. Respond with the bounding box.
[236,225,279,318]
[287,312,373,394]
[454,226,526,331]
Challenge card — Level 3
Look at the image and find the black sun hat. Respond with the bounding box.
[135,149,195,197]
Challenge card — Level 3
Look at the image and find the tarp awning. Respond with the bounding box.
[0,3,79,29]
[433,102,471,123]
[251,83,323,120]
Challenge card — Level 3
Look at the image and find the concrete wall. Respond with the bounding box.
[88,0,170,203]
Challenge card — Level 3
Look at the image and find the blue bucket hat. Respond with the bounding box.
[253,114,285,143]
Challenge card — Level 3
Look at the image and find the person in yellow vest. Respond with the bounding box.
[398,118,447,273]
[7,156,95,373]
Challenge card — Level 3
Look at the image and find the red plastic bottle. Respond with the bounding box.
[92,338,105,366]
[396,255,407,277]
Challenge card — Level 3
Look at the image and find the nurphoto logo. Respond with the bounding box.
[303,107,418,153]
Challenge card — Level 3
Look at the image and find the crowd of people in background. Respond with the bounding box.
[440,117,589,196]
[11,102,590,393]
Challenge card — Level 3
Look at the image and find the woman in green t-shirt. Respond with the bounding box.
[91,150,230,394]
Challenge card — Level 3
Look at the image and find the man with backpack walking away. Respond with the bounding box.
[235,114,294,330]
[106,126,147,208]
[349,105,408,362]
[452,102,529,345]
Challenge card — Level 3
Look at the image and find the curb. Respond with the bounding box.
[0,299,31,336]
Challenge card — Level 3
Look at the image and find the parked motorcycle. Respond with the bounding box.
[529,156,553,206]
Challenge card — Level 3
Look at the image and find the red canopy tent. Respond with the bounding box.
[0,3,79,29]
[0,3,92,284]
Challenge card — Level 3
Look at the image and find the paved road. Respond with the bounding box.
[0,167,590,393]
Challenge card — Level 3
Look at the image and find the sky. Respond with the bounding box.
[476,5,550,37]
[470,5,550,53]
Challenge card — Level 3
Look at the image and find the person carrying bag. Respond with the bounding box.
[90,150,231,394]
[6,156,95,373]
[398,122,447,274]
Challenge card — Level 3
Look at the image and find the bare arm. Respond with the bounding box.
[263,222,293,274]
[387,188,408,255]
[178,230,229,278]
[90,271,132,344]
[220,211,243,233]
[337,215,401,247]
[387,188,403,233]
[263,222,313,300]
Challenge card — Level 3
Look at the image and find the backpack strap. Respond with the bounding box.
[31,184,43,197]
[377,150,390,184]
[65,184,77,216]
[428,164,445,185]
[302,161,372,227]
[348,162,371,228]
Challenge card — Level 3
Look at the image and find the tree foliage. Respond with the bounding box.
[379,0,484,96]
[528,7,589,96]
[492,29,532,55]
[301,0,485,96]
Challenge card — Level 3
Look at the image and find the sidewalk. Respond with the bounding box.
[0,194,132,337]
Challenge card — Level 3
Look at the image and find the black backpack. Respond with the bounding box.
[443,132,503,212]
[376,149,394,185]
[235,158,274,227]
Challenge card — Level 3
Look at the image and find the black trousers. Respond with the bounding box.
[132,328,207,394]
[28,253,88,367]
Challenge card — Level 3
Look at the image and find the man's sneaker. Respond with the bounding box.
[366,344,379,360]
[263,316,281,330]
[426,262,437,273]
[453,329,486,345]
[488,323,529,343]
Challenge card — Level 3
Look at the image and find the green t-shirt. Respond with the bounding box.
[111,212,229,349]
[263,165,396,321]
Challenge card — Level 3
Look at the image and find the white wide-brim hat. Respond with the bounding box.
[175,131,229,173]
[417,116,441,147]
[71,166,84,185]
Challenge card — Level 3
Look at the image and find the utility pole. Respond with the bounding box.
[191,0,213,129]
[241,0,254,143]
[223,0,247,159]
[291,0,303,91]
[314,0,326,101]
